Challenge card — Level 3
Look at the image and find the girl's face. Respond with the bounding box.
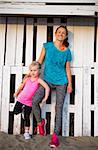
[55,27,67,42]
[29,65,39,78]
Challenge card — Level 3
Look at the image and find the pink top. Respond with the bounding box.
[17,77,39,107]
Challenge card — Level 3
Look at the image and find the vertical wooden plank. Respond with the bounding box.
[36,18,47,60]
[25,18,34,66]
[5,17,17,65]
[74,68,82,136]
[96,18,98,64]
[0,17,6,66]
[0,66,3,129]
[94,66,98,136]
[15,17,24,66]
[50,90,56,134]
[63,68,82,136]
[67,17,74,67]
[1,66,10,133]
[73,17,94,67]
[83,67,91,136]
[62,94,70,136]
[13,67,22,134]
[82,18,94,67]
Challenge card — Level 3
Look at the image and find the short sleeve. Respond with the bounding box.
[43,43,47,49]
[43,42,52,50]
[66,49,72,62]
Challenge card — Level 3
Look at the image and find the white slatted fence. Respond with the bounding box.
[0,16,98,136]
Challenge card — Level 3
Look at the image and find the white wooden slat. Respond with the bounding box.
[62,94,70,136]
[1,66,10,133]
[0,17,6,66]
[5,17,17,65]
[50,90,56,134]
[25,18,34,66]
[0,0,97,3]
[12,67,23,134]
[96,19,98,64]
[0,66,3,129]
[83,67,91,136]
[73,17,94,67]
[63,68,83,136]
[13,114,21,135]
[67,18,74,67]
[94,66,98,136]
[0,5,97,16]
[74,68,82,136]
[15,17,24,66]
[82,18,94,67]
[36,19,47,60]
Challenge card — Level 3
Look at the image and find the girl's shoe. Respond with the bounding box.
[49,133,59,148]
[24,132,31,140]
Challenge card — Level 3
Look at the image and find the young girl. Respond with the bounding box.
[13,61,50,140]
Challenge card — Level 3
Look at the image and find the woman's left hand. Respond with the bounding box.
[67,83,73,93]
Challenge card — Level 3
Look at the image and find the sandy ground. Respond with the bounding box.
[0,132,98,150]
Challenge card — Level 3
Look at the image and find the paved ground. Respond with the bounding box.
[0,132,98,150]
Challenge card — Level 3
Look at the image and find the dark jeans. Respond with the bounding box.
[32,83,66,135]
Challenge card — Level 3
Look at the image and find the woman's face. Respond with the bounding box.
[55,27,67,42]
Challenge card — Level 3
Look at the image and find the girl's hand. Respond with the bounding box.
[13,93,17,98]
[67,83,73,94]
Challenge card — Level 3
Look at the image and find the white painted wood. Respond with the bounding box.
[0,5,97,16]
[62,94,70,136]
[0,0,97,3]
[63,68,83,136]
[96,19,98,64]
[73,17,94,67]
[94,66,98,136]
[0,17,6,66]
[50,90,56,134]
[67,18,74,67]
[12,67,22,134]
[82,18,94,67]
[0,66,3,129]
[13,114,21,135]
[15,17,24,66]
[25,18,34,66]
[5,17,17,65]
[83,67,91,136]
[36,19,47,60]
[74,68,82,136]
[1,66,10,133]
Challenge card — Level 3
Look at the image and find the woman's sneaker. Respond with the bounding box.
[24,132,31,140]
[49,133,59,148]
[37,119,46,136]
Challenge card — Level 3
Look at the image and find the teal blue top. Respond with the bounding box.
[43,42,72,85]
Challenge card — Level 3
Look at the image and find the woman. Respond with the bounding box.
[32,25,72,148]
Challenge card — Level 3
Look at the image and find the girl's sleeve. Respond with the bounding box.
[66,49,72,62]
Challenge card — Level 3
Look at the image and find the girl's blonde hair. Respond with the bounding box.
[29,61,40,70]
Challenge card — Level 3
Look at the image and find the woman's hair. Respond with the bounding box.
[55,25,69,47]
[29,61,40,70]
